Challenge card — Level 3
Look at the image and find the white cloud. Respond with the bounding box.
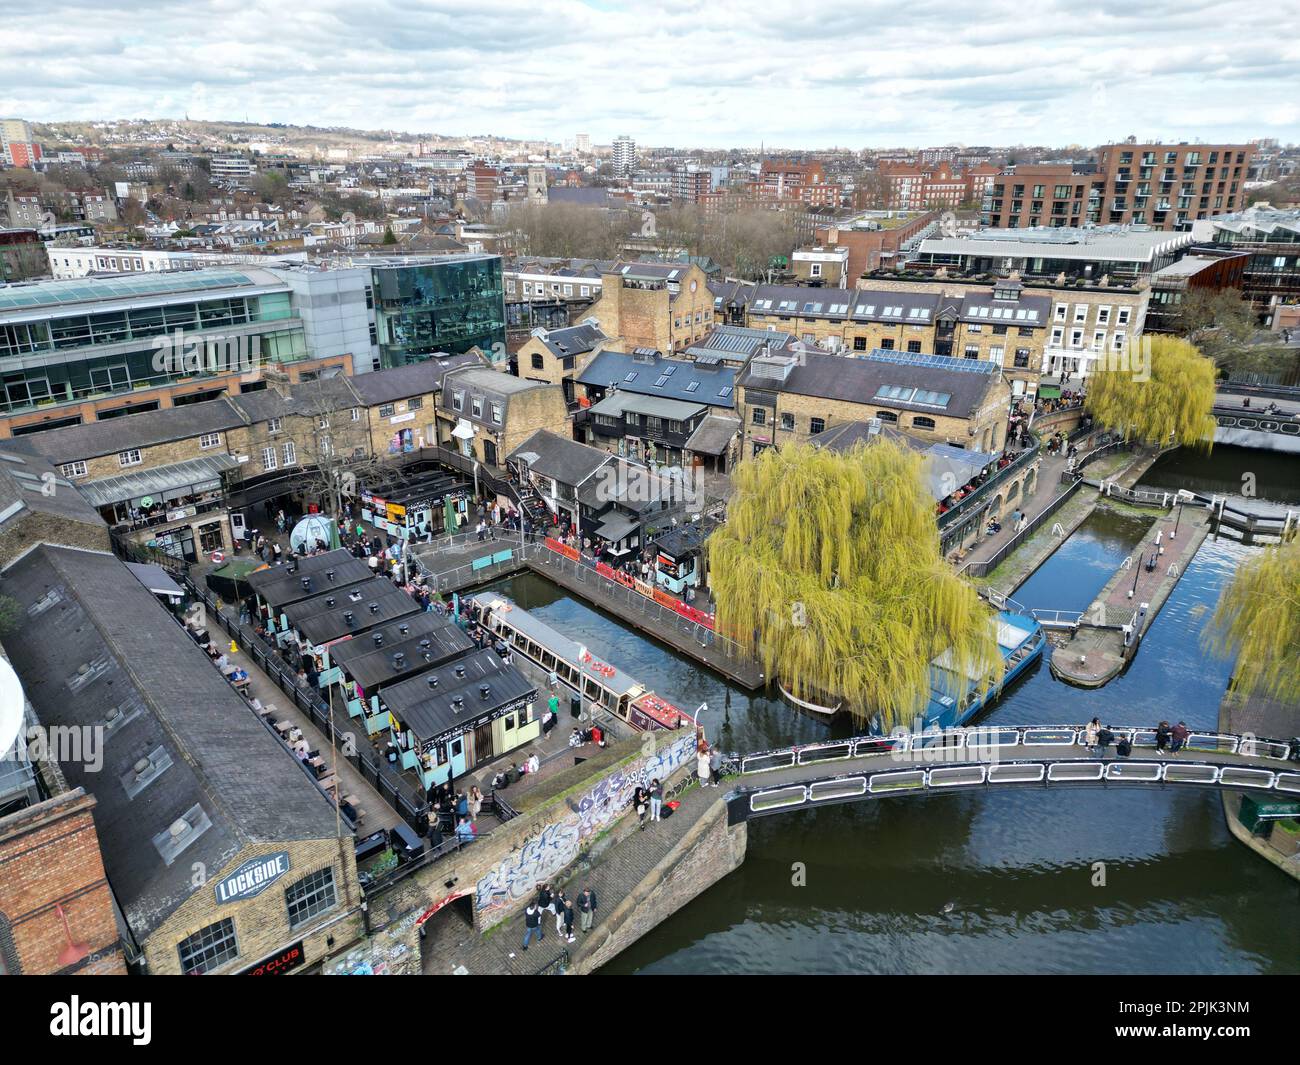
[0,0,1297,147]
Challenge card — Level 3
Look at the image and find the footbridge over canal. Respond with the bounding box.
[721,725,1300,824]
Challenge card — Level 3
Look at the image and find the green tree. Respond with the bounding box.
[382,225,397,244]
[1206,536,1300,703]
[1176,287,1294,381]
[1084,334,1216,450]
[708,440,1001,728]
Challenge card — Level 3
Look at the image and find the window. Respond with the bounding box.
[261,446,278,471]
[199,432,221,450]
[285,867,337,929]
[853,336,867,351]
[60,461,88,478]
[879,338,894,350]
[912,416,936,430]
[268,417,282,433]
[178,917,239,975]
[964,345,980,359]
[992,324,1008,335]
[531,353,545,370]
[1073,305,1088,323]
[491,402,503,425]
[351,408,361,421]
[379,403,395,418]
[282,442,297,466]
[780,412,795,431]
[907,340,922,353]
[408,396,423,411]
[118,449,142,468]
[751,407,766,425]
[809,417,825,435]
[875,410,898,422]
[471,397,483,418]
[317,415,330,429]
[810,263,822,277]
[1116,307,1131,325]
[1014,348,1031,368]
[1097,306,1111,324]
[452,391,464,411]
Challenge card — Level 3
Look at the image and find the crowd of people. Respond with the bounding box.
[1083,718,1191,756]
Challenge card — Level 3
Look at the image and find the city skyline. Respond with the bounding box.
[3,0,1298,149]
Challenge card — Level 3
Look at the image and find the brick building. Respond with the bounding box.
[0,228,48,281]
[586,262,714,353]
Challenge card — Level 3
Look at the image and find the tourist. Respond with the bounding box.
[562,894,576,943]
[1084,718,1100,752]
[455,816,476,843]
[649,777,663,822]
[577,886,598,933]
[554,892,568,936]
[468,786,483,821]
[527,753,540,775]
[709,745,723,786]
[1155,721,1172,754]
[1096,724,1115,756]
[548,669,559,692]
[521,902,543,951]
[697,744,712,788]
[1115,734,1132,758]
[536,882,554,917]
[633,784,650,829]
[507,761,521,784]
[1170,721,1189,754]
[456,791,469,820]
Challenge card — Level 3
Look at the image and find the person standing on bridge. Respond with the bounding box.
[522,902,543,951]
[697,745,713,788]
[1170,721,1189,754]
[633,784,650,829]
[709,745,723,786]
[1156,721,1172,754]
[577,886,598,933]
[649,778,663,822]
[1085,718,1100,752]
[1096,724,1115,756]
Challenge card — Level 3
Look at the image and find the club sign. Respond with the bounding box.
[214,852,291,904]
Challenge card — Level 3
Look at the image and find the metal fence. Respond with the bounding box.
[962,477,1085,578]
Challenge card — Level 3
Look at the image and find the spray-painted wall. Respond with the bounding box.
[473,732,697,925]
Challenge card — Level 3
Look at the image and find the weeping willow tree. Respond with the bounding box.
[1084,335,1216,449]
[1204,535,1300,704]
[708,439,1001,729]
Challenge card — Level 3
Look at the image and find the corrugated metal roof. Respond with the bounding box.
[77,453,240,507]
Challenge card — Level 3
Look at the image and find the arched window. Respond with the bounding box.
[875,410,898,423]
[912,416,936,430]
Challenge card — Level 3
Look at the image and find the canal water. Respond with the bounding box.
[486,446,1300,974]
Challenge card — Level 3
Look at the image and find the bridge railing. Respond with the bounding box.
[742,758,1300,816]
[734,725,1296,776]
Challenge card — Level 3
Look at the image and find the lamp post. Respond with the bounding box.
[1129,554,1141,599]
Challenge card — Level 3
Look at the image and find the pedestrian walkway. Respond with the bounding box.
[956,449,1072,570]
[422,776,722,974]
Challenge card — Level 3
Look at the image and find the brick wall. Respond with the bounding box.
[0,789,126,975]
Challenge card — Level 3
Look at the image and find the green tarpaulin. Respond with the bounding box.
[1038,383,1062,399]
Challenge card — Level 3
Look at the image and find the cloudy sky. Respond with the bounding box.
[3,0,1298,149]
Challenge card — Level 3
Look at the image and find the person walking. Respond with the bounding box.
[649,777,663,822]
[536,882,554,922]
[522,902,543,951]
[633,785,649,829]
[697,745,712,788]
[468,785,483,821]
[1084,717,1100,753]
[577,886,598,933]
[548,669,559,692]
[709,744,722,787]
[1170,720,1189,754]
[554,892,568,937]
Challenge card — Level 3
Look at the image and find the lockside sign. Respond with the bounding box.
[214,851,291,905]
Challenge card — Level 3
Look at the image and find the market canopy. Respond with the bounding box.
[76,453,240,508]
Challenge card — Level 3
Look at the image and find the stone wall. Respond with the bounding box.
[571,799,747,974]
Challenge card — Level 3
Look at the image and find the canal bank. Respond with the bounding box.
[1050,507,1212,687]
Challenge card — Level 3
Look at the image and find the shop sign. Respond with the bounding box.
[214,851,291,904]
[239,940,305,975]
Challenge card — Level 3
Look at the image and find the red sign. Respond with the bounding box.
[240,940,305,975]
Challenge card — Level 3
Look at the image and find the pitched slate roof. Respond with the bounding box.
[537,322,605,358]
[282,577,422,646]
[579,349,736,408]
[379,648,536,745]
[327,613,475,691]
[1,545,337,943]
[509,429,612,487]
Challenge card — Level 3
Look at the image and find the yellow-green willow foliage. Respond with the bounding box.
[1084,335,1216,450]
[708,439,1001,729]
[1206,535,1300,703]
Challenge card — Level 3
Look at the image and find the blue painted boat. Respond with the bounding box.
[922,611,1045,730]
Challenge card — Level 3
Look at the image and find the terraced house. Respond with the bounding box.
[738,348,1010,458]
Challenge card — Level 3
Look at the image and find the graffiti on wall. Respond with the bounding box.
[475,733,696,919]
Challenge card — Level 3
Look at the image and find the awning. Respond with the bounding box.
[124,561,185,599]
[78,454,241,508]
[1038,383,1061,399]
[593,512,638,542]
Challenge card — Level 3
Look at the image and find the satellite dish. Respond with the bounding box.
[0,655,26,761]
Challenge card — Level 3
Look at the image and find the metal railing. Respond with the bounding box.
[735,724,1296,776]
[937,436,1042,531]
[961,477,1085,578]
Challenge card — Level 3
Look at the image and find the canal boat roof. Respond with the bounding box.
[282,578,422,646]
[653,519,715,559]
[327,613,475,690]
[929,612,1040,701]
[477,595,645,697]
[251,552,373,610]
[382,649,537,743]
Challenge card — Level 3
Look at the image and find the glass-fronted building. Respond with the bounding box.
[0,269,308,419]
[370,255,505,368]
